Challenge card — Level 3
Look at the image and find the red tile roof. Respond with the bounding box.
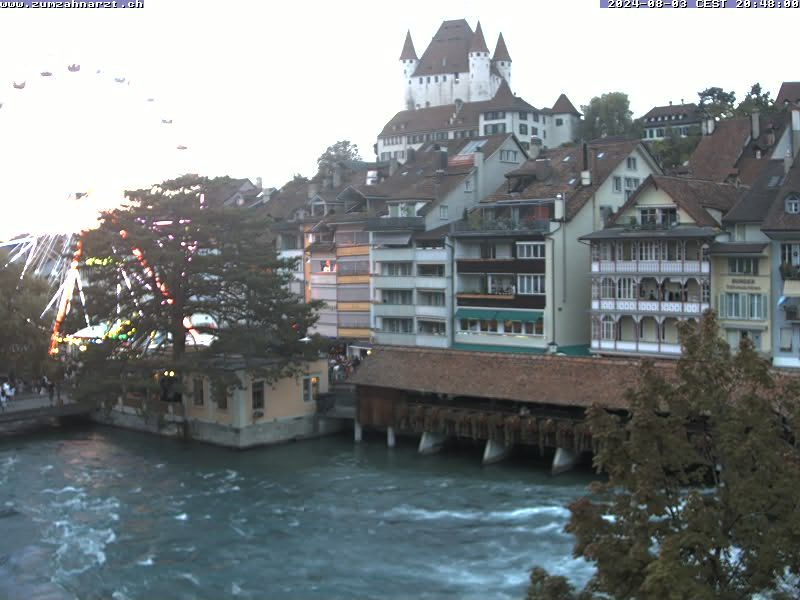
[468,21,490,53]
[761,159,800,233]
[399,30,417,60]
[687,117,752,183]
[351,346,677,410]
[551,93,580,116]
[492,32,511,62]
[776,82,800,107]
[642,103,705,123]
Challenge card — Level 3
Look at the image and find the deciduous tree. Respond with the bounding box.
[698,86,737,120]
[528,312,800,599]
[580,92,635,140]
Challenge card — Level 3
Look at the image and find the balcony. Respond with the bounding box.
[365,217,425,231]
[416,305,449,319]
[415,276,447,289]
[591,339,682,356]
[591,260,710,275]
[457,258,545,274]
[310,273,337,286]
[372,247,415,261]
[591,299,709,315]
[372,331,416,346]
[371,275,416,289]
[373,303,416,318]
[452,217,551,236]
[415,248,448,262]
[780,264,800,281]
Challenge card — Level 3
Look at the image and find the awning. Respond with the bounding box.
[372,232,412,246]
[783,280,800,298]
[455,308,544,322]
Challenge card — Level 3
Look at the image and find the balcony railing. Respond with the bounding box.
[365,217,425,231]
[780,263,800,281]
[591,339,681,355]
[591,299,709,315]
[591,260,710,274]
[452,218,550,234]
[457,291,515,300]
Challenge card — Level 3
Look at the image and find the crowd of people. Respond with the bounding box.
[0,373,63,410]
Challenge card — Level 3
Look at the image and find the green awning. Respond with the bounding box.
[455,308,543,322]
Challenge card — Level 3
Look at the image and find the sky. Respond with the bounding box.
[0,0,795,238]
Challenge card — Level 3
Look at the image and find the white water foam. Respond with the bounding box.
[385,505,570,522]
[174,513,188,521]
[178,572,200,586]
[136,555,155,566]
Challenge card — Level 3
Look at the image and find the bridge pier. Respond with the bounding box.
[551,447,578,475]
[418,431,447,455]
[387,426,396,448]
[482,439,512,465]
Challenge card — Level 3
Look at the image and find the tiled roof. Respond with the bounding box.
[468,21,489,53]
[400,30,417,60]
[485,138,650,220]
[492,32,511,62]
[551,93,580,116]
[724,160,785,224]
[642,103,705,123]
[709,242,768,255]
[687,117,752,183]
[351,346,676,410]
[776,82,800,107]
[761,159,800,233]
[379,82,536,138]
[413,19,473,77]
[609,175,742,228]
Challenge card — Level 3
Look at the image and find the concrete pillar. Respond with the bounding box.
[354,421,363,443]
[552,447,578,475]
[387,426,396,448]
[418,431,447,455]
[482,439,512,465]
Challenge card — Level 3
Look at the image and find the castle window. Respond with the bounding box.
[434,76,438,82]
[519,112,528,120]
[443,75,447,82]
[426,76,431,83]
[419,78,423,84]
[532,127,538,136]
[519,124,528,135]
[555,118,564,127]
[532,112,539,123]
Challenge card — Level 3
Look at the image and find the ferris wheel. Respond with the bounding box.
[0,59,200,353]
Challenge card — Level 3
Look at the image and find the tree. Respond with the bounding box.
[580,93,635,141]
[0,259,51,380]
[529,312,800,599]
[698,86,736,120]
[75,174,324,403]
[735,83,776,118]
[316,140,361,174]
[650,124,702,171]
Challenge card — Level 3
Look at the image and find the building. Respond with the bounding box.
[583,176,742,358]
[400,19,511,110]
[366,134,527,348]
[380,20,581,161]
[641,102,708,141]
[452,138,661,355]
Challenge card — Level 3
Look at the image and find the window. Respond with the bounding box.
[418,291,445,306]
[519,124,528,135]
[786,195,800,214]
[781,243,800,266]
[418,77,423,84]
[484,111,506,120]
[656,128,665,137]
[252,381,264,410]
[439,205,449,220]
[426,76,430,83]
[382,289,412,305]
[383,317,413,333]
[500,149,518,162]
[434,75,438,82]
[192,377,204,407]
[601,278,615,299]
[601,316,615,340]
[617,277,635,299]
[780,327,793,351]
[734,224,746,241]
[639,208,658,225]
[484,123,507,135]
[718,293,767,320]
[532,112,539,122]
[216,391,228,411]
[517,274,545,295]
[443,75,447,82]
[729,258,758,275]
[637,241,661,261]
[418,320,446,336]
[532,127,539,136]
[516,242,545,259]
[613,176,622,193]
[464,178,473,192]
[555,118,564,126]
[302,375,319,403]
[519,112,528,120]
[639,207,676,226]
[418,264,445,277]
[749,294,766,320]
[624,177,640,190]
[382,262,412,276]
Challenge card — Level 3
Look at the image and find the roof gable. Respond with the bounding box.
[413,19,473,76]
[551,94,580,116]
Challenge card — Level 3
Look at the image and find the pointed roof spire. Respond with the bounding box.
[552,93,581,116]
[469,21,490,54]
[399,30,418,60]
[493,33,511,62]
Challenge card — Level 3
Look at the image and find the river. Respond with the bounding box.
[0,425,595,599]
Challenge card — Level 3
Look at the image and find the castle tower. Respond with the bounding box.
[399,30,418,110]
[468,21,491,102]
[492,33,512,87]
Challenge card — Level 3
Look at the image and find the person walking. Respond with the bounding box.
[47,381,55,406]
[0,381,7,411]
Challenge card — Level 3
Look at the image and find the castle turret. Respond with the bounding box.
[468,21,491,102]
[492,33,511,86]
[400,30,418,110]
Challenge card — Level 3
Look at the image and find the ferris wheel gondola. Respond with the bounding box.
[40,71,53,77]
[13,81,25,90]
[67,64,80,72]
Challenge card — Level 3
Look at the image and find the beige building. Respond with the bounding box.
[183,358,341,448]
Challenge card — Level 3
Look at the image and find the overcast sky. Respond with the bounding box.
[0,0,794,237]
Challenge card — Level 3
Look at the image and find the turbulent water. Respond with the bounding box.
[0,426,595,599]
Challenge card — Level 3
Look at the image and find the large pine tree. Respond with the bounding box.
[74,174,323,402]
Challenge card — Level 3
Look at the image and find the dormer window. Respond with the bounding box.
[785,195,800,214]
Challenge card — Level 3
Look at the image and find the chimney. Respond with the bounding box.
[792,108,800,159]
[406,147,416,163]
[333,164,343,188]
[389,157,399,176]
[581,142,591,186]
[256,176,263,190]
[704,117,716,136]
[554,193,565,221]
[751,110,760,142]
[528,142,541,160]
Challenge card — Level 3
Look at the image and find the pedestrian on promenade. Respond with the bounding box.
[0,382,7,411]
[47,381,55,406]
